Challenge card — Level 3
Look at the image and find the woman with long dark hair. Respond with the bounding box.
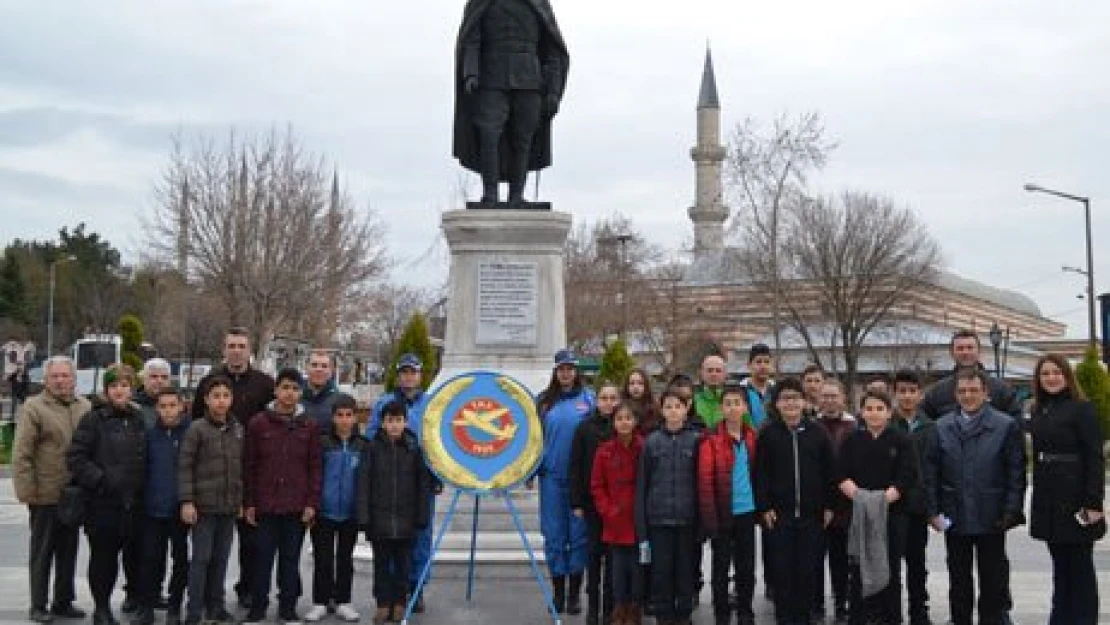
[536,349,596,615]
[1028,353,1105,625]
[622,369,660,434]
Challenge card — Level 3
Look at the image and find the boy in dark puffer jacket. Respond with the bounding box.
[357,401,432,624]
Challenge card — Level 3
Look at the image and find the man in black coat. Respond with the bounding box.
[453,0,569,205]
[922,368,1025,625]
[919,330,1021,420]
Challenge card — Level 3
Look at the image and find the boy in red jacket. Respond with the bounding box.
[697,384,757,625]
[590,404,643,625]
[242,369,322,625]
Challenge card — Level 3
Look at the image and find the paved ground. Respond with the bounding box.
[0,473,1106,624]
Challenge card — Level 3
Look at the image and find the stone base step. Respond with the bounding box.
[350,530,548,579]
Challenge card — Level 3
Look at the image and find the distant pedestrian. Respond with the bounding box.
[66,364,147,625]
[8,364,30,418]
[1028,354,1105,625]
[11,356,90,623]
[178,376,243,625]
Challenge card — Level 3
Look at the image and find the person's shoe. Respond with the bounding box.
[92,610,120,625]
[120,597,140,614]
[28,608,53,623]
[241,609,266,624]
[207,607,235,624]
[181,616,200,625]
[373,605,390,624]
[165,609,181,625]
[304,605,328,622]
[152,596,169,611]
[49,605,86,619]
[238,592,254,610]
[736,614,756,625]
[130,607,155,625]
[278,607,302,625]
[391,603,407,622]
[834,605,850,623]
[412,593,425,614]
[551,576,567,614]
[1000,615,1017,625]
[567,573,583,614]
[626,604,644,625]
[714,611,731,625]
[335,604,360,622]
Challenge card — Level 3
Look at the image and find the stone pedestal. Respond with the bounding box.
[432,208,572,395]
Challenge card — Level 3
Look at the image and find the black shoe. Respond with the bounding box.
[714,612,731,625]
[92,610,120,625]
[567,594,582,615]
[207,607,235,623]
[551,576,566,614]
[153,596,170,611]
[567,573,583,615]
[238,592,254,610]
[121,597,140,614]
[278,607,301,625]
[182,617,201,625]
[130,607,155,625]
[242,609,266,624]
[29,608,53,623]
[49,605,86,619]
[165,610,181,625]
[834,605,850,623]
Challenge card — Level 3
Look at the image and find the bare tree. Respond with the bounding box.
[725,112,836,357]
[564,213,662,351]
[760,191,942,396]
[145,128,389,351]
[346,283,437,365]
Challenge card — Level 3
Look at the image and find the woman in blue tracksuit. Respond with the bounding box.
[536,349,596,615]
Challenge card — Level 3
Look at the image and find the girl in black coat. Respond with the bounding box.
[66,365,147,625]
[1028,354,1105,625]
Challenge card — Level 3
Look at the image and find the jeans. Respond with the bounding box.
[903,514,930,620]
[186,514,235,621]
[944,532,1007,625]
[609,545,642,604]
[766,516,823,625]
[539,476,589,576]
[85,505,142,611]
[141,516,190,608]
[585,515,613,620]
[252,514,307,613]
[710,513,756,618]
[372,539,413,605]
[1047,542,1099,625]
[310,518,358,605]
[648,525,697,620]
[28,505,79,611]
[848,513,905,625]
[816,524,849,613]
[233,518,257,601]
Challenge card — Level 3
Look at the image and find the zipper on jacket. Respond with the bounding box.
[792,427,801,519]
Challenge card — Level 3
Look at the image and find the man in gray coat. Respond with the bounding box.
[922,368,1025,625]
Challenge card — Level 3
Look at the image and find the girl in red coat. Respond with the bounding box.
[697,384,757,625]
[590,403,644,625]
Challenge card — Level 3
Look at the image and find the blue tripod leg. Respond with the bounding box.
[402,488,463,625]
[465,493,481,602]
[502,490,561,625]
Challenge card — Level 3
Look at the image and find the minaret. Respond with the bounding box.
[688,47,729,256]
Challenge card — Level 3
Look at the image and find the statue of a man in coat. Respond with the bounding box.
[452,0,570,206]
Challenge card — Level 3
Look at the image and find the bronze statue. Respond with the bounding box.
[452,0,569,207]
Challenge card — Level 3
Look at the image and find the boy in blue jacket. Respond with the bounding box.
[305,395,365,623]
[135,388,192,625]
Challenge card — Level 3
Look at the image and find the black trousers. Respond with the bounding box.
[815,524,849,613]
[766,516,823,625]
[372,539,412,605]
[903,514,930,620]
[585,515,613,621]
[710,513,756,618]
[233,518,256,601]
[310,518,358,605]
[848,513,905,625]
[141,516,189,608]
[609,545,642,604]
[85,506,142,611]
[28,505,79,611]
[252,514,306,613]
[1047,542,1099,625]
[648,525,697,620]
[944,532,1007,625]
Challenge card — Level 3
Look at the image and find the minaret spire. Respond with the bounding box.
[689,45,728,257]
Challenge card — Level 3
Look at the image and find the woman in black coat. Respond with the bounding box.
[1028,353,1105,625]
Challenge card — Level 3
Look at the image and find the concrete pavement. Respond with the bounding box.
[0,474,1106,624]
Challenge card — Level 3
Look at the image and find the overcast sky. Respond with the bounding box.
[1,1,1107,338]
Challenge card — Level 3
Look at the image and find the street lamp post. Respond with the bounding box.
[46,255,77,357]
[989,322,1002,378]
[1024,184,1096,351]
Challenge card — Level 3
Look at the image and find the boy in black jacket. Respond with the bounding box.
[892,369,935,625]
[357,401,432,624]
[753,377,835,625]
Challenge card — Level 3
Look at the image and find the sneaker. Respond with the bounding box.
[50,605,86,620]
[304,605,328,622]
[335,604,360,622]
[207,607,236,624]
[279,608,302,625]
